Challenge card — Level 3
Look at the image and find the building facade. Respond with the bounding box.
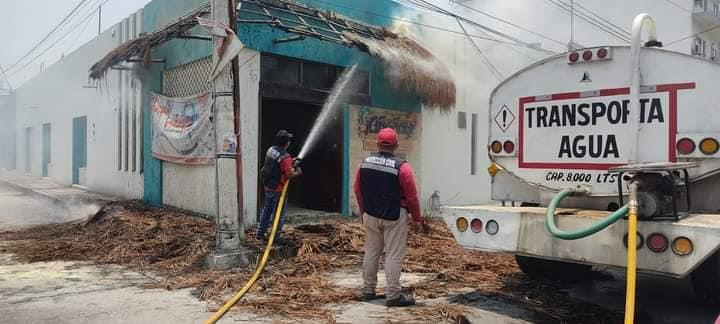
[14,10,144,199]
[15,0,719,224]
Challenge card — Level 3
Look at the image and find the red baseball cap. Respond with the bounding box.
[377,128,398,146]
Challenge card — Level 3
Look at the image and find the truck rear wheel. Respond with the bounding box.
[515,255,592,282]
[691,251,720,307]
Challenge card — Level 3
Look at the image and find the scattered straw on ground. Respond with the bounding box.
[0,201,621,323]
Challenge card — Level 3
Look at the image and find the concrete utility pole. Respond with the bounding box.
[207,0,249,269]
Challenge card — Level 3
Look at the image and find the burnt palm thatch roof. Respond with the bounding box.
[88,4,211,80]
[90,0,456,110]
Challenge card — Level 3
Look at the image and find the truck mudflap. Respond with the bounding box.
[442,205,720,277]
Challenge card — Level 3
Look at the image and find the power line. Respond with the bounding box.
[664,0,691,13]
[403,0,557,54]
[310,0,555,53]
[456,18,503,81]
[8,0,113,79]
[453,1,567,48]
[545,0,630,42]
[65,0,103,55]
[569,1,630,38]
[544,0,630,43]
[5,0,92,72]
[0,64,12,91]
[666,24,720,46]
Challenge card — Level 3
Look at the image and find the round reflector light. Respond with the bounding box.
[485,220,499,235]
[569,52,580,62]
[503,141,515,154]
[470,218,483,233]
[646,233,669,253]
[700,138,719,155]
[583,50,593,61]
[490,141,502,154]
[597,48,608,59]
[676,138,696,155]
[623,232,644,250]
[456,217,468,232]
[672,237,694,256]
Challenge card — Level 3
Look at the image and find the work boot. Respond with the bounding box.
[362,292,377,301]
[386,293,416,307]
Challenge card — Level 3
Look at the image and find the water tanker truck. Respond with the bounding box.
[441,14,720,307]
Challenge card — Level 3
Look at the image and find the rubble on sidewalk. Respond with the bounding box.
[0,201,621,323]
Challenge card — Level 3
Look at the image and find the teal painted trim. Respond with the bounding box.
[342,103,350,217]
[142,65,163,206]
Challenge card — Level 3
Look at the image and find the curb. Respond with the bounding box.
[0,178,62,203]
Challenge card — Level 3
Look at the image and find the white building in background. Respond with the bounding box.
[14,10,144,199]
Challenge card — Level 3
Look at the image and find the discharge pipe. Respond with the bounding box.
[628,13,660,164]
[205,181,290,324]
[545,188,629,240]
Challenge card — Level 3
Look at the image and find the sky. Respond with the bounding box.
[0,0,698,90]
[0,0,151,89]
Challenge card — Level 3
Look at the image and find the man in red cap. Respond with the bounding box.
[354,127,423,307]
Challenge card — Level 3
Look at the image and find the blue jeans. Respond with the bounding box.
[256,190,287,240]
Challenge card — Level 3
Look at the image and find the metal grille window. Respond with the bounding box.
[163,56,214,97]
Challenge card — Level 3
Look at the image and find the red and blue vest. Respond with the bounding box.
[359,152,405,221]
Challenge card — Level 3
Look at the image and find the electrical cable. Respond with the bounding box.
[568,0,631,38]
[8,0,113,78]
[404,0,557,54]
[456,18,504,81]
[5,0,92,72]
[544,0,630,43]
[545,0,630,42]
[65,0,102,55]
[664,0,692,13]
[0,64,12,91]
[666,24,720,46]
[309,0,553,52]
[453,1,567,47]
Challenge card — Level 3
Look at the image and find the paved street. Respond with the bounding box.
[0,179,717,323]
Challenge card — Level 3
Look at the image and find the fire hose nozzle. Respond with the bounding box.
[293,158,303,169]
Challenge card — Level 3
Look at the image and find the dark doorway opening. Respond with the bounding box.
[259,98,343,214]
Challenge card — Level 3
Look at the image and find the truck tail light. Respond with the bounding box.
[490,141,502,154]
[597,48,608,59]
[699,138,719,155]
[485,220,499,235]
[677,138,696,155]
[672,237,694,256]
[647,233,669,253]
[569,52,580,63]
[583,50,593,61]
[456,217,468,232]
[470,219,483,233]
[503,141,515,154]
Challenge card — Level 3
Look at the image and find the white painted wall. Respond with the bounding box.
[15,10,144,199]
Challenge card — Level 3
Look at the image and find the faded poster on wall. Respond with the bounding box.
[151,92,215,164]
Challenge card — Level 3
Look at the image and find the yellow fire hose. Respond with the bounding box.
[547,183,639,324]
[204,181,290,324]
[624,182,639,324]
